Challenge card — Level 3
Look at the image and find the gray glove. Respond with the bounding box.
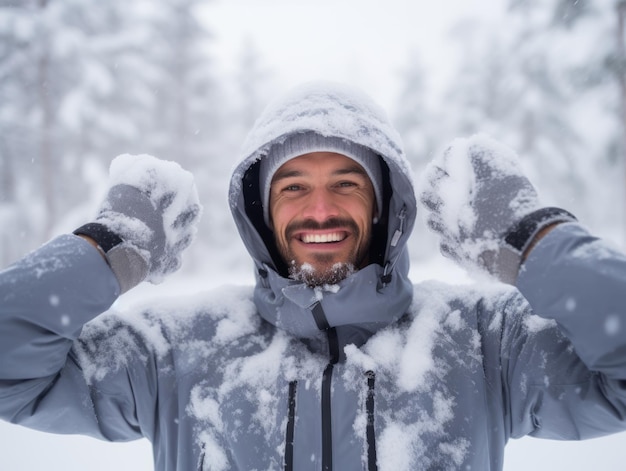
[419,134,574,284]
[75,154,202,293]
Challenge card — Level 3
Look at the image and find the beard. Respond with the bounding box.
[276,217,371,287]
[288,261,356,287]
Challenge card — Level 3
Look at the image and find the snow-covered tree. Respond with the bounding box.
[437,1,622,239]
[392,49,444,260]
[0,0,78,259]
[135,0,221,170]
[392,48,441,167]
[504,0,625,239]
[233,37,273,133]
[0,0,224,266]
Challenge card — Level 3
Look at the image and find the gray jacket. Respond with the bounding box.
[1,83,626,470]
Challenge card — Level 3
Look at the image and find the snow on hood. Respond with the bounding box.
[228,81,417,277]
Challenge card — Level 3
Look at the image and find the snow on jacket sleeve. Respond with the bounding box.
[508,222,626,440]
[0,235,153,441]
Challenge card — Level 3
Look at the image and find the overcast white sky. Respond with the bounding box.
[205,0,505,110]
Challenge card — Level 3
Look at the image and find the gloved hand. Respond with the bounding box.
[75,154,202,293]
[419,134,575,284]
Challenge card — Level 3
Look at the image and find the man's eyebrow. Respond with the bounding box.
[272,165,367,183]
[272,169,304,183]
[334,165,368,177]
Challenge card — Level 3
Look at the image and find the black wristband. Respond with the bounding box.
[73,222,124,253]
[504,207,577,253]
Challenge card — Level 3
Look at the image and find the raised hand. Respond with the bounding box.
[419,134,574,283]
[75,154,202,293]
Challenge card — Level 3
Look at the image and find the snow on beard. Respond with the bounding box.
[289,261,356,288]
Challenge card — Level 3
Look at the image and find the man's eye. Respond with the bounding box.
[284,184,303,192]
[337,181,357,188]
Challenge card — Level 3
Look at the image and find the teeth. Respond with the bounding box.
[302,233,344,244]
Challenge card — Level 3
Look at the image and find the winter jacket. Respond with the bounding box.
[1,82,626,471]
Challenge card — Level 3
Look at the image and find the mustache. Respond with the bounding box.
[285,217,359,239]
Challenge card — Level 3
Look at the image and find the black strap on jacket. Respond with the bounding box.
[365,370,378,471]
[284,381,297,471]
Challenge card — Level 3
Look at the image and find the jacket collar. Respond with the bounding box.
[253,249,413,353]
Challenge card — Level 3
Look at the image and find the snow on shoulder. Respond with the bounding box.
[74,284,258,384]
[345,279,553,394]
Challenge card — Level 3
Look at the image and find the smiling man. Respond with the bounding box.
[2,81,626,471]
[261,134,382,286]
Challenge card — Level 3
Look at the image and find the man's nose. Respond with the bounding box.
[301,188,340,221]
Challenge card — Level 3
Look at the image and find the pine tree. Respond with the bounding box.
[136,0,221,170]
[0,0,70,259]
[392,49,443,260]
[0,0,223,265]
[613,0,626,239]
[439,1,621,236]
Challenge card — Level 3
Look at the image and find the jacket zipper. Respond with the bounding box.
[311,303,339,471]
[322,327,339,471]
[365,370,378,471]
[321,362,335,471]
[284,380,298,471]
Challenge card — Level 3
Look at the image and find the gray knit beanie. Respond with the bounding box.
[259,132,383,227]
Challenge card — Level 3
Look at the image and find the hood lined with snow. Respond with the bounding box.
[228,81,417,340]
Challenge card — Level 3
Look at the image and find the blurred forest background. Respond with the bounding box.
[2,0,626,273]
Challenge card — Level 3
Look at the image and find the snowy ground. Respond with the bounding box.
[1,252,625,470]
[1,421,624,471]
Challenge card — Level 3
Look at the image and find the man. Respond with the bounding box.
[1,81,626,470]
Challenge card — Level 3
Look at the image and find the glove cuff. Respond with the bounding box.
[74,222,123,251]
[492,207,577,285]
[74,222,148,294]
[504,207,577,255]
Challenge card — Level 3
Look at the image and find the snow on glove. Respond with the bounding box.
[74,154,202,293]
[419,134,575,284]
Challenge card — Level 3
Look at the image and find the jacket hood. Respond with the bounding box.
[229,81,417,270]
[228,81,417,341]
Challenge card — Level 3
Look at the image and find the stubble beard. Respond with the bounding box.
[277,218,371,287]
[288,259,356,287]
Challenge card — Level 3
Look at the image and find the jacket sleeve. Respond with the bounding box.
[0,235,154,441]
[506,222,626,440]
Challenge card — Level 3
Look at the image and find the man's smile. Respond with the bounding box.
[298,231,348,244]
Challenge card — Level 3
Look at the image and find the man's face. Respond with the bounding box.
[269,151,376,286]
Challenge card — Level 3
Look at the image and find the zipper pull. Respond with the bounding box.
[390,206,406,247]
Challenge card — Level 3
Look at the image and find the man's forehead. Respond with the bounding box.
[272,152,368,180]
[258,133,383,226]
